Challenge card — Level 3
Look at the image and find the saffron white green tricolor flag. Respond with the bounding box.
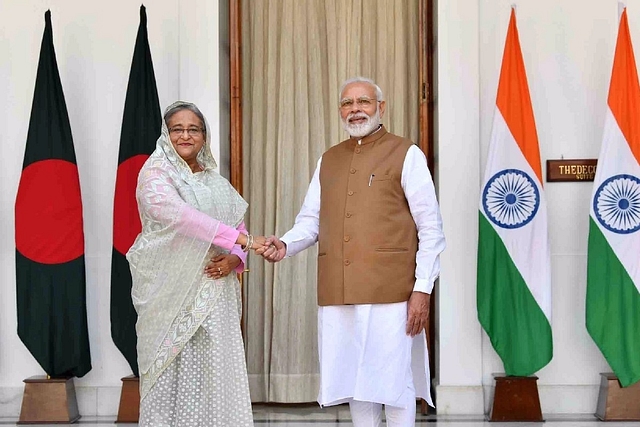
[586,8,640,388]
[477,9,553,376]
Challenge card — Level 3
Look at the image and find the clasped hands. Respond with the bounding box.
[255,235,287,262]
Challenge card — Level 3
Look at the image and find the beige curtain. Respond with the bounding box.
[242,0,419,402]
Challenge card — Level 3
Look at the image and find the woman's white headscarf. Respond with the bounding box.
[127,101,247,398]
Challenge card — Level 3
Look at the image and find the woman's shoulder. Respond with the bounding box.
[138,157,176,184]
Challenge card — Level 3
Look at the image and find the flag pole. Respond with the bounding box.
[16,10,88,422]
[481,5,549,421]
[589,0,640,420]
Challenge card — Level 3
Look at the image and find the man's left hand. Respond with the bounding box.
[406,291,430,337]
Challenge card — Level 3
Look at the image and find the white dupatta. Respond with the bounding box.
[126,101,248,398]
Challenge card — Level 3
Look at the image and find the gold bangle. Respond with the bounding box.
[242,234,253,252]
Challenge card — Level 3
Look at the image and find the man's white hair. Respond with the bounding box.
[339,77,384,101]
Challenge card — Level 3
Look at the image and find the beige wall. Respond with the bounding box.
[2,0,639,417]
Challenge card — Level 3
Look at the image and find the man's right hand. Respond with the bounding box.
[257,235,287,262]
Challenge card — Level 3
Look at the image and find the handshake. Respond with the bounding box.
[244,235,287,263]
[206,234,285,280]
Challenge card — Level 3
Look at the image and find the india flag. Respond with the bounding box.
[586,8,640,388]
[477,8,553,376]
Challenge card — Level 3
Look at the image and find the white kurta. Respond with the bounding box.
[281,143,446,408]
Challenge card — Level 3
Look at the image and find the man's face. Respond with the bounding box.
[339,82,386,138]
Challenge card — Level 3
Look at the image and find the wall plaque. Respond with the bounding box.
[546,159,597,182]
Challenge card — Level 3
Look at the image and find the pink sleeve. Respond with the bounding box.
[230,221,248,273]
[137,167,241,250]
[211,222,241,251]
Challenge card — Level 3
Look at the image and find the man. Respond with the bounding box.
[259,77,445,427]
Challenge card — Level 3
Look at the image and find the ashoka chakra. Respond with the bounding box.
[482,169,540,229]
[593,174,640,234]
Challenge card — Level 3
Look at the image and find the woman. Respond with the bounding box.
[127,101,263,426]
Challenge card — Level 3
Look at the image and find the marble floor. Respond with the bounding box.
[0,405,638,426]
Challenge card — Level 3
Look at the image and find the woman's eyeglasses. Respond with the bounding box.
[169,127,204,137]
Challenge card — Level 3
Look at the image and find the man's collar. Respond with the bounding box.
[350,125,387,146]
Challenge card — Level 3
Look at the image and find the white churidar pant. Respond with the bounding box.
[349,399,417,427]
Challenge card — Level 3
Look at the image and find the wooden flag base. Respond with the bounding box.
[489,374,543,422]
[595,373,640,421]
[116,375,140,423]
[18,376,80,424]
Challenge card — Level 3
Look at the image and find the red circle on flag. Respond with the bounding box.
[15,159,85,264]
[113,154,149,255]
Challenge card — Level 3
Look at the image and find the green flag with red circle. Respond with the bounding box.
[110,4,161,377]
[14,10,91,378]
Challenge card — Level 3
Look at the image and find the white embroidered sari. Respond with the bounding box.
[127,102,253,426]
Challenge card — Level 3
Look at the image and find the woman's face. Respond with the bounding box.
[167,110,205,165]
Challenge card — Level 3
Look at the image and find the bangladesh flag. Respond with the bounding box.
[111,4,161,377]
[477,8,553,377]
[14,10,91,378]
[586,8,640,388]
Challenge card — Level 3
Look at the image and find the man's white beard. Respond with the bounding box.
[342,109,381,138]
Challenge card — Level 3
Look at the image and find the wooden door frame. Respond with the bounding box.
[230,0,243,195]
[229,0,436,411]
[419,0,437,414]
